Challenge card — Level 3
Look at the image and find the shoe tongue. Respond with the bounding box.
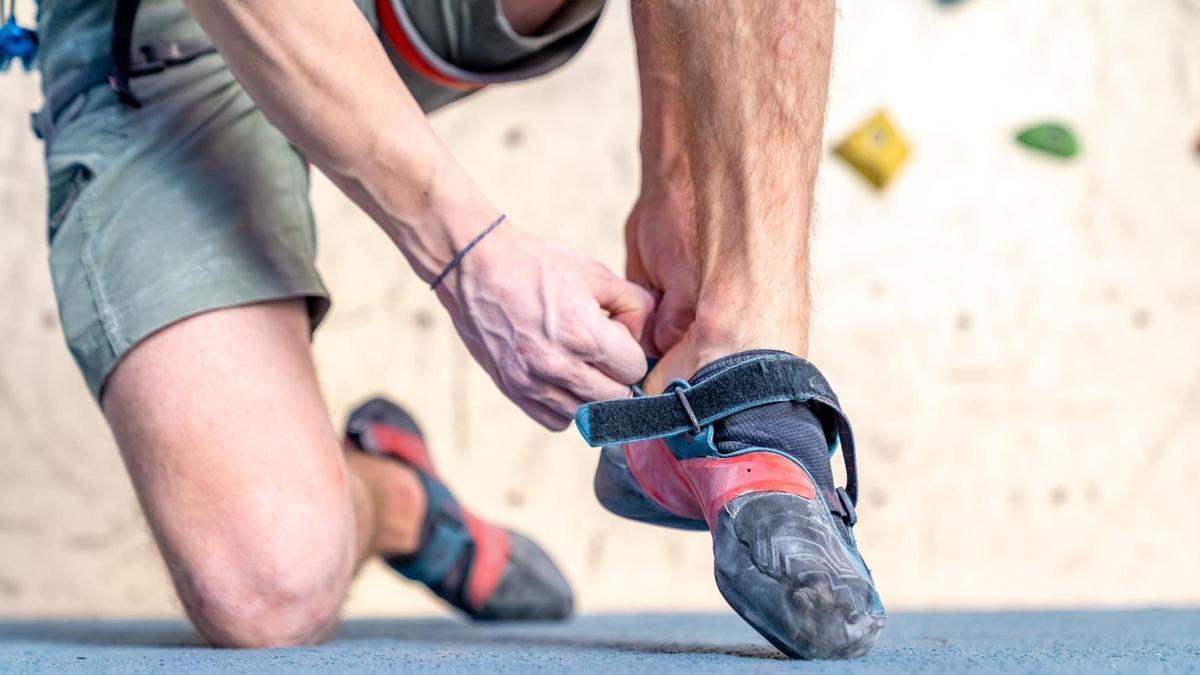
[688,349,796,385]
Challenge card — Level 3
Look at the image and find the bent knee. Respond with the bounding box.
[183,559,346,648]
[176,534,351,648]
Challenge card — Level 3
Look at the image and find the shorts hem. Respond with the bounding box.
[84,279,330,403]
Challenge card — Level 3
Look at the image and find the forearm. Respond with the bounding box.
[182,0,496,282]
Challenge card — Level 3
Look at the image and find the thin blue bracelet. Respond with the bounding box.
[429,214,507,290]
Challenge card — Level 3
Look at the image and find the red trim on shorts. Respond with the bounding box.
[375,0,482,91]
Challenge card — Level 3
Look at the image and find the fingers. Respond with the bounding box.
[587,316,650,386]
[543,348,638,400]
[521,380,625,431]
[641,336,699,395]
[637,289,665,358]
[521,396,577,432]
[624,267,663,357]
[589,266,656,345]
[651,287,695,355]
[511,328,639,428]
[506,370,588,430]
[578,263,656,384]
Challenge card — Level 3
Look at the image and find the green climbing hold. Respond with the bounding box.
[1016,123,1080,159]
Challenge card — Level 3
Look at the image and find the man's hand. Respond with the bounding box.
[437,224,654,430]
[625,180,697,358]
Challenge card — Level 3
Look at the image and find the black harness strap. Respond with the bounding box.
[574,354,863,506]
[33,0,218,138]
[110,0,217,107]
[110,0,142,107]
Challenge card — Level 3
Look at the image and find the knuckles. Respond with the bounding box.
[561,324,601,360]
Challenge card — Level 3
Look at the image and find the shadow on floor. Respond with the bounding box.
[0,615,787,660]
[344,618,788,660]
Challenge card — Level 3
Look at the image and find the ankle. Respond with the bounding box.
[378,464,427,556]
[689,312,809,365]
[643,320,809,394]
[692,289,809,353]
[347,453,427,556]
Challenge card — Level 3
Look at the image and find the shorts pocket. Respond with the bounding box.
[46,166,94,244]
[43,88,123,245]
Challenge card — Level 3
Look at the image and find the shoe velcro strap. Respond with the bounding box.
[576,354,839,446]
[575,353,861,505]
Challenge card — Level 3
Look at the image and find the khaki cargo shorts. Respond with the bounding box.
[37,0,604,400]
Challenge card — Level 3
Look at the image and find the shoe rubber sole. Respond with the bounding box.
[593,444,708,531]
[596,442,885,659]
[713,491,885,660]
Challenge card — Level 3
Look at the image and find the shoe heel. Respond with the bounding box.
[593,445,708,531]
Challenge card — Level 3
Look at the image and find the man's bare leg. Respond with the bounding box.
[104,297,571,646]
[604,1,886,660]
[500,0,569,35]
[636,0,834,392]
[103,300,424,647]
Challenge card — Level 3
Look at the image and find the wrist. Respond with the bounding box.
[366,134,502,284]
[690,290,811,361]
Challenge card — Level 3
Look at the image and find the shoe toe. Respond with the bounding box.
[712,492,886,660]
[475,531,574,621]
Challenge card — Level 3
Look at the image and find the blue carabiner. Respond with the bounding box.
[0,14,38,72]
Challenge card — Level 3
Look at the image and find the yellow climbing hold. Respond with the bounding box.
[833,110,911,190]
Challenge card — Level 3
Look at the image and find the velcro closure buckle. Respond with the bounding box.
[674,387,702,435]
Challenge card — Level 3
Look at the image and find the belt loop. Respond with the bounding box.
[30,108,51,141]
